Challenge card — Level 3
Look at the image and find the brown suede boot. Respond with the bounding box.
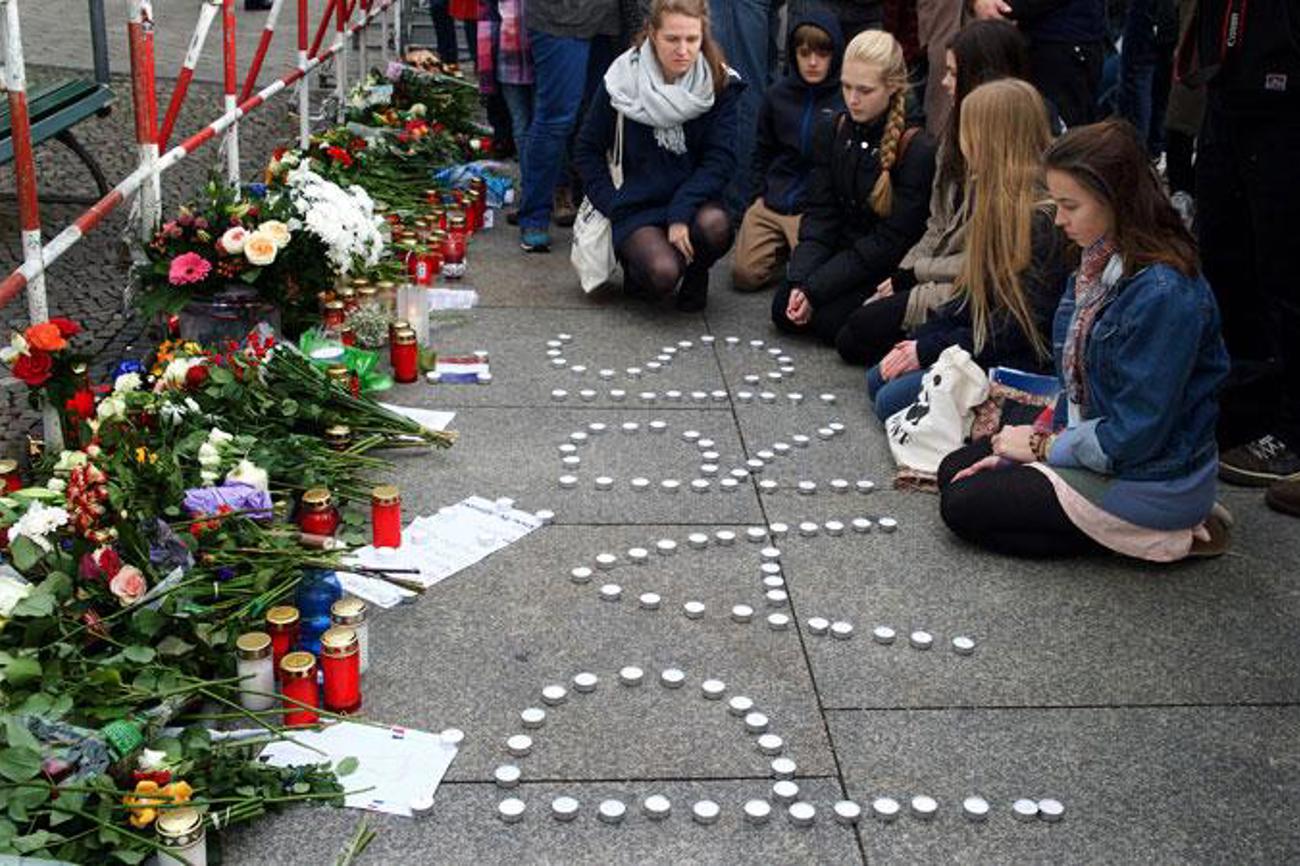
[552,185,577,228]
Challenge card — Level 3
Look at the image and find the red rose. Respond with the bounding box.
[49,317,81,337]
[65,389,95,420]
[184,364,210,390]
[11,349,53,386]
[95,547,122,579]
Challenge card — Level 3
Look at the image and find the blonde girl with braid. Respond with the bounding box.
[775,30,936,346]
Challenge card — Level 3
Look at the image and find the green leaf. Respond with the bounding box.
[8,536,42,573]
[4,717,39,752]
[12,829,64,854]
[155,636,195,657]
[335,756,359,777]
[122,645,156,664]
[0,747,42,782]
[209,366,235,386]
[112,849,148,864]
[10,589,53,618]
[1,657,41,688]
[280,398,299,416]
[47,790,85,827]
[131,608,167,638]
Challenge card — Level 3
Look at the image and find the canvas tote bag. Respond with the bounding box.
[571,113,625,293]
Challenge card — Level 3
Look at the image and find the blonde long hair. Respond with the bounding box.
[842,30,909,216]
[954,78,1053,360]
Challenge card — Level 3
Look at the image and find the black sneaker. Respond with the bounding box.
[1219,434,1300,487]
[674,271,708,312]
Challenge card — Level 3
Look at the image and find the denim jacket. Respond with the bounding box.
[1048,262,1230,481]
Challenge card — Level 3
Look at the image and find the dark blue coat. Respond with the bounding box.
[752,8,845,215]
[574,72,745,249]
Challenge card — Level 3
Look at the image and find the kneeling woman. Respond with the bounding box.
[574,0,742,311]
[938,120,1231,561]
[772,30,936,342]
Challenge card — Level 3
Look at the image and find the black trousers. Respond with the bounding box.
[938,440,1103,558]
[1028,40,1105,128]
[772,284,872,345]
[1197,101,1300,450]
[835,290,911,366]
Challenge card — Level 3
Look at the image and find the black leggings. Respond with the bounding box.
[617,203,733,297]
[835,289,911,366]
[771,283,872,345]
[938,439,1104,558]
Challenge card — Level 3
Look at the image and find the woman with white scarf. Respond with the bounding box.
[573,0,744,311]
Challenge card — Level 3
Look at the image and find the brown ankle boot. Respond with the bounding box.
[552,185,577,228]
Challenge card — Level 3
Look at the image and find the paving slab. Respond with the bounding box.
[829,705,1300,864]
[387,406,766,524]
[357,524,838,782]
[221,779,864,865]
[407,306,731,409]
[782,508,1300,707]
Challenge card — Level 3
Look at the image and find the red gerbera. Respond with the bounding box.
[64,389,95,420]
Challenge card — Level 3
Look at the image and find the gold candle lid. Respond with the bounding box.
[371,484,400,506]
[326,365,351,383]
[236,631,272,660]
[324,423,352,439]
[357,286,379,300]
[375,280,397,291]
[349,277,372,288]
[280,650,316,677]
[323,300,345,313]
[265,605,299,627]
[393,329,418,345]
[331,596,367,623]
[301,487,333,508]
[320,626,358,657]
[156,806,204,844]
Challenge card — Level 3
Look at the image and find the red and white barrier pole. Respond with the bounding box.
[2,0,61,446]
[159,0,221,151]
[379,0,389,65]
[335,0,349,122]
[309,0,338,59]
[221,0,239,185]
[297,0,309,149]
[358,0,370,77]
[241,0,285,102]
[392,0,401,58]
[127,0,161,242]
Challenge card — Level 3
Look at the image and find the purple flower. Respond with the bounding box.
[182,483,273,520]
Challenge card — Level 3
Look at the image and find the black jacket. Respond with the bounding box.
[752,8,846,215]
[1177,0,1300,115]
[787,113,937,307]
[912,210,1068,374]
[1006,0,1108,44]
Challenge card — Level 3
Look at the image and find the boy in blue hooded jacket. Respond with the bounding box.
[731,9,845,292]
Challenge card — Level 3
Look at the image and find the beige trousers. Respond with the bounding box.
[731,198,802,292]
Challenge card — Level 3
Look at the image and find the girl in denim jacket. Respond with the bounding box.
[937,119,1232,561]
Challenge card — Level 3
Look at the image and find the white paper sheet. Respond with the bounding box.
[336,570,417,609]
[259,721,458,817]
[344,496,542,590]
[377,402,456,432]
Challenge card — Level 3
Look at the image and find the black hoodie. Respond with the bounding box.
[751,9,846,215]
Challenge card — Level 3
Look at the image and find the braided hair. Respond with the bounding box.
[842,30,912,217]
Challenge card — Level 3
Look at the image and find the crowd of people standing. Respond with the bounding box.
[411,0,1297,561]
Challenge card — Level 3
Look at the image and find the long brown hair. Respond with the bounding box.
[842,30,911,216]
[954,79,1054,361]
[1044,119,1199,277]
[636,0,729,95]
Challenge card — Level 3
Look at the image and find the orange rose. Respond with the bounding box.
[24,322,66,352]
[160,780,193,803]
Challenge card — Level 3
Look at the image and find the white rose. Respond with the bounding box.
[113,372,142,394]
[96,394,127,422]
[137,749,169,771]
[0,333,27,365]
[243,231,279,266]
[197,441,222,469]
[220,226,249,254]
[409,102,427,117]
[208,427,234,446]
[46,478,66,494]
[200,469,219,486]
[226,459,269,492]
[256,220,292,249]
[162,358,198,389]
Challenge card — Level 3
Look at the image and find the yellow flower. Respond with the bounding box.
[128,807,157,828]
[124,780,163,828]
[161,780,193,803]
[149,452,159,465]
[135,447,147,464]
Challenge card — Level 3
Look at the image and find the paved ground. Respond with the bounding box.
[5,6,1300,865]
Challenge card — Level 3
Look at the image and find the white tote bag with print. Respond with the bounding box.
[571,113,624,293]
[885,346,991,475]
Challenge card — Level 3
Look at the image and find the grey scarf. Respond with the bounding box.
[604,40,715,155]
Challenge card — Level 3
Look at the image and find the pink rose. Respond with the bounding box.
[108,565,147,606]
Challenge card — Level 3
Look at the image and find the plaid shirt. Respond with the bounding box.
[477,0,534,93]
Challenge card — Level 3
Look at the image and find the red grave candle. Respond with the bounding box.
[320,626,362,713]
[264,606,300,678]
[298,488,341,536]
[279,651,320,726]
[371,485,402,548]
[391,329,419,384]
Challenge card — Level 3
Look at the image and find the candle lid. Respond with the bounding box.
[235,631,272,660]
[331,596,367,623]
[323,300,345,313]
[156,806,203,844]
[371,484,400,505]
[393,329,418,345]
[301,487,333,508]
[321,626,358,655]
[324,424,352,439]
[280,650,315,677]
[266,605,300,626]
[0,459,16,474]
[391,319,411,332]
